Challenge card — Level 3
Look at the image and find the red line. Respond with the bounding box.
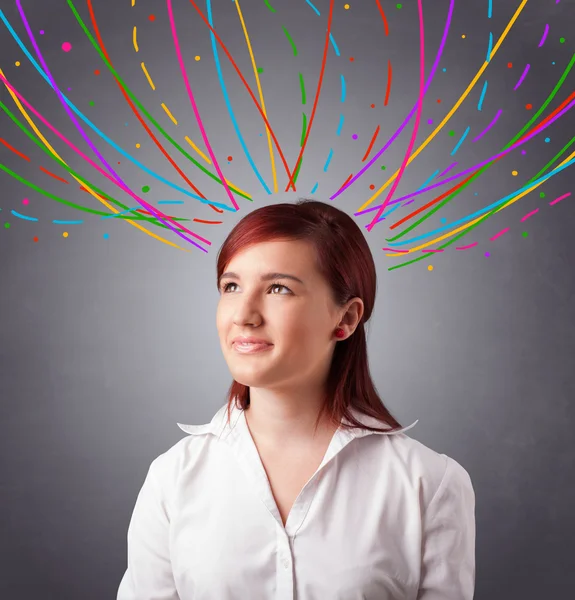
[187,0,294,190]
[384,60,392,106]
[361,125,381,162]
[0,137,31,161]
[338,173,354,191]
[285,0,335,191]
[374,0,390,36]
[136,208,179,219]
[193,219,223,224]
[39,165,69,184]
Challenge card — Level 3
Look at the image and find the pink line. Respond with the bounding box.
[513,64,530,91]
[382,248,409,253]
[422,249,444,253]
[0,72,210,246]
[538,24,549,47]
[166,0,238,211]
[521,208,539,222]
[366,0,425,232]
[549,192,571,205]
[473,109,502,142]
[490,227,510,242]
[456,242,478,250]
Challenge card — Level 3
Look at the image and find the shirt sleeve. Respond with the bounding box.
[117,459,180,600]
[416,455,476,600]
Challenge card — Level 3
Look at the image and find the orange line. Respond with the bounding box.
[193,218,223,224]
[0,137,30,161]
[39,165,69,184]
[361,125,380,162]
[384,60,392,106]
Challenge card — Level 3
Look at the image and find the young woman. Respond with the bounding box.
[117,199,475,600]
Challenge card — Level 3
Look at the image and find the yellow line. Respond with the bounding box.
[234,0,278,193]
[385,149,575,257]
[161,102,178,125]
[141,62,155,90]
[359,0,530,213]
[0,67,191,253]
[132,0,136,7]
[133,26,138,52]
[184,135,211,164]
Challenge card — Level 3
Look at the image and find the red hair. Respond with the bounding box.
[216,198,403,435]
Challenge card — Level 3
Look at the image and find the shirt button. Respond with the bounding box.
[282,558,290,569]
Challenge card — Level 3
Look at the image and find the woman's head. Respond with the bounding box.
[216,198,402,434]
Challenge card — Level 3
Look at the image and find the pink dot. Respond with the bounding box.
[39,30,45,35]
[62,42,72,52]
[22,198,29,205]
[352,134,358,140]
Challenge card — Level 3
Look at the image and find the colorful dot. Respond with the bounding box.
[462,34,466,39]
[148,14,156,21]
[396,3,402,8]
[344,3,350,9]
[539,192,546,198]
[195,55,201,61]
[352,134,358,140]
[440,217,447,223]
[22,198,29,205]
[4,222,11,229]
[448,130,455,136]
[485,252,490,257]
[369,184,375,190]
[436,98,441,103]
[62,42,72,52]
[512,170,518,176]
[63,231,69,238]
[94,69,100,75]
[442,67,446,72]
[370,103,375,108]
[552,61,556,65]
[427,265,434,271]
[103,233,110,240]
[227,155,233,161]
[349,57,355,62]
[521,150,526,155]
[381,165,386,170]
[136,143,141,148]
[526,103,532,110]
[89,100,95,106]
[15,61,20,67]
[560,37,565,44]
[427,118,433,125]
[257,67,264,73]
[522,231,529,238]
[507,62,513,68]
[39,30,44,35]
[545,137,550,143]
[33,236,39,242]
[142,185,150,193]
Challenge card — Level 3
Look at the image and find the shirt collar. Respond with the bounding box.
[177,401,418,441]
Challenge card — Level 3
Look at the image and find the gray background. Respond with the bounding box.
[1,0,574,598]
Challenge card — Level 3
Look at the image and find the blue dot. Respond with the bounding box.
[552,61,556,65]
[442,67,446,72]
[103,233,109,239]
[259,133,263,136]
[545,137,550,143]
[474,192,478,196]
[125,122,128,126]
[440,217,447,223]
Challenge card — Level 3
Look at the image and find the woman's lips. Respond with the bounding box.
[233,342,273,354]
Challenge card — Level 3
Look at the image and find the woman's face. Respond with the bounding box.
[216,239,359,393]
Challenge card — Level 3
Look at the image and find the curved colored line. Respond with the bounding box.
[472,109,502,142]
[374,0,390,36]
[206,0,271,194]
[282,26,298,57]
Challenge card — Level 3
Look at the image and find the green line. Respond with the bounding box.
[67,0,251,201]
[299,73,306,105]
[300,112,307,146]
[527,135,575,185]
[292,155,303,187]
[0,100,190,230]
[282,26,298,57]
[263,0,276,12]
[387,53,575,244]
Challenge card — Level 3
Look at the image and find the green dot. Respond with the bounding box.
[522,231,529,237]
[539,192,545,198]
[448,130,455,136]
[257,67,264,73]
[89,100,95,106]
[396,3,402,8]
[559,37,565,43]
[381,165,386,170]
[142,185,150,193]
[4,222,10,229]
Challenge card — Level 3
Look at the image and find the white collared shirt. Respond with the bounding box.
[117,402,475,600]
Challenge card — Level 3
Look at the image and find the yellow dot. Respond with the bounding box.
[461,34,466,39]
[344,3,350,8]
[63,231,69,238]
[136,143,141,148]
[15,61,21,66]
[428,265,434,271]
[512,170,518,176]
[195,55,201,61]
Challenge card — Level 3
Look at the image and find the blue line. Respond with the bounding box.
[336,113,345,136]
[101,207,139,219]
[206,0,271,194]
[385,156,575,246]
[0,9,233,212]
[417,169,440,191]
[323,148,334,172]
[329,34,340,57]
[310,182,319,194]
[53,219,84,224]
[381,203,400,218]
[340,74,346,103]
[157,200,185,204]
[305,0,320,17]
[486,32,493,62]
[477,80,488,111]
[488,0,492,18]
[11,210,38,221]
[450,126,470,156]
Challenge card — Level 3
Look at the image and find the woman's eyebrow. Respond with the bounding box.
[219,271,305,285]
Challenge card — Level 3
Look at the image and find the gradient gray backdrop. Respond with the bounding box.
[1,0,574,598]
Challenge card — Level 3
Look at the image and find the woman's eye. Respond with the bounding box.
[221,282,291,294]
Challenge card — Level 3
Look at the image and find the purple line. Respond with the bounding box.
[538,24,550,47]
[550,192,571,205]
[329,0,455,200]
[14,0,206,251]
[354,98,575,216]
[513,64,530,91]
[473,109,502,142]
[521,208,539,221]
[438,161,458,177]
